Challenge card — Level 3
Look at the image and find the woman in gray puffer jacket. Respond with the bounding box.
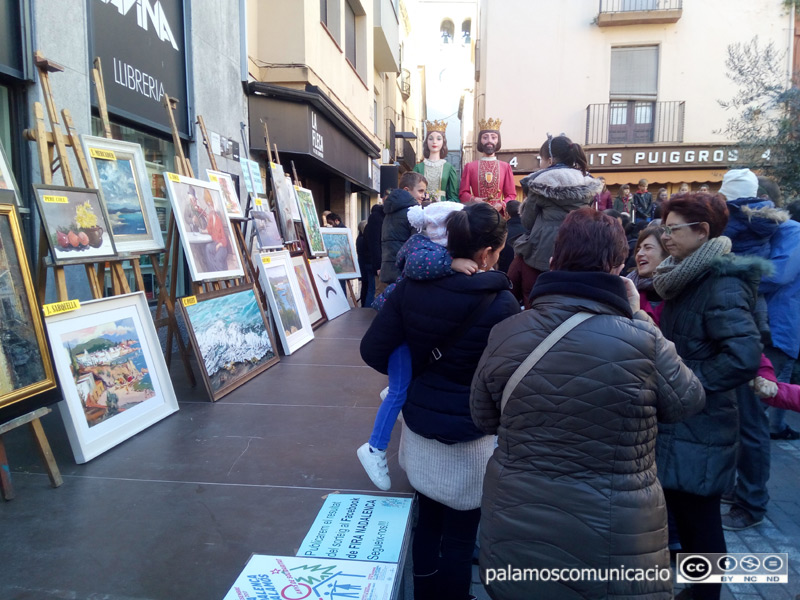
[472,208,705,600]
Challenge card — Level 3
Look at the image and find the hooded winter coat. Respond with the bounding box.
[380,188,418,283]
[514,168,602,272]
[471,271,704,600]
[656,255,765,497]
[725,198,800,359]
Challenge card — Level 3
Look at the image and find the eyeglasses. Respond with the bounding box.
[662,222,701,236]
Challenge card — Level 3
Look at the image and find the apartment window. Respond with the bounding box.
[440,19,454,44]
[461,19,471,44]
[373,97,378,136]
[320,0,341,46]
[345,1,356,66]
[609,46,658,143]
[320,0,327,24]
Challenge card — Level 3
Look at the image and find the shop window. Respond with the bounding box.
[441,19,454,44]
[609,46,658,143]
[461,19,471,44]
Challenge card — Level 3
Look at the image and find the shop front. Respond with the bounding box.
[247,83,381,228]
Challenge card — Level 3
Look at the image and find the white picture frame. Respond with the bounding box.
[321,228,361,280]
[44,292,179,463]
[81,135,165,254]
[308,257,351,320]
[254,250,314,355]
[206,169,245,219]
[164,172,245,282]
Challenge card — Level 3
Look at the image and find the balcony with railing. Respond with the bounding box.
[398,138,416,170]
[585,100,685,145]
[399,68,411,101]
[597,0,682,26]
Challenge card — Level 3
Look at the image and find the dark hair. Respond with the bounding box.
[399,171,427,190]
[634,224,669,258]
[602,208,622,220]
[446,203,507,259]
[786,199,800,222]
[539,135,588,175]
[476,130,502,153]
[757,176,782,206]
[506,199,521,218]
[619,184,630,193]
[422,131,449,159]
[662,192,729,238]
[550,208,628,272]
[326,212,341,224]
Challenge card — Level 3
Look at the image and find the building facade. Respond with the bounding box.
[474,0,796,194]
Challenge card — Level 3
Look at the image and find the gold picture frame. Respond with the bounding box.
[0,193,57,408]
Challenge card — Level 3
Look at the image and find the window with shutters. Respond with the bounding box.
[609,46,658,143]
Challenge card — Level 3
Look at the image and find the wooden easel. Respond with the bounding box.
[90,59,195,385]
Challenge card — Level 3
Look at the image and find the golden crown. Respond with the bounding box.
[478,117,502,131]
[425,119,448,133]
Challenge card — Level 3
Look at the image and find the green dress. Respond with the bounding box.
[413,159,460,202]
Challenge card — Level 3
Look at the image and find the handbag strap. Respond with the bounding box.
[428,292,497,365]
[500,312,594,414]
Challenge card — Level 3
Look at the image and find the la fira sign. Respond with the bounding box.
[98,0,180,51]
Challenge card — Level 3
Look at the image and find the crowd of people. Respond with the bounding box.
[342,122,800,600]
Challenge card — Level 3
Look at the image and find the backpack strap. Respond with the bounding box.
[500,312,594,414]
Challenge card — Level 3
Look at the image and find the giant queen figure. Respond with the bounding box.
[458,117,516,215]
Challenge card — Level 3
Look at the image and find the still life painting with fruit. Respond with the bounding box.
[33,186,117,264]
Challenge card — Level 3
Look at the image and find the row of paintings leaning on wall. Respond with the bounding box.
[0,136,366,466]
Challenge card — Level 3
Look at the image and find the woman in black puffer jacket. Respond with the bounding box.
[472,208,705,600]
[654,193,764,600]
[361,203,520,600]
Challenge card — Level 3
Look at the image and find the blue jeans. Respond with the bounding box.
[765,346,795,433]
[368,344,412,450]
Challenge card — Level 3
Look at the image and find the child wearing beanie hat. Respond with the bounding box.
[719,168,759,201]
[357,201,476,491]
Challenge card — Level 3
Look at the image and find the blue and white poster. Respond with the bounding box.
[223,555,397,600]
[297,495,412,563]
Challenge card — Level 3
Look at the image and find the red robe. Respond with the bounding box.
[459,158,516,214]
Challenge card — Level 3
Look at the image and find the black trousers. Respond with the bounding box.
[412,492,481,600]
[664,489,726,600]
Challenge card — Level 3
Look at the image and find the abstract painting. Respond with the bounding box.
[321,228,361,280]
[294,186,326,257]
[207,169,244,219]
[44,292,179,463]
[269,162,299,242]
[33,185,118,265]
[164,173,244,282]
[82,135,165,254]
[292,253,325,328]
[308,257,351,321]
[0,197,56,409]
[180,285,279,401]
[254,250,314,355]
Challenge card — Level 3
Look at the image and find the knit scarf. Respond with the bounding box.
[652,236,732,300]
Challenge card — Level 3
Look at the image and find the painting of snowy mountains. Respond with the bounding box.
[180,285,279,401]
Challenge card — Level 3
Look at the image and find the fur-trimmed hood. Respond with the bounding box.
[708,253,774,288]
[523,167,603,205]
[724,197,789,258]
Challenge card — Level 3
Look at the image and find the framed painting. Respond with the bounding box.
[294,186,326,257]
[44,292,179,463]
[321,228,361,280]
[254,250,314,355]
[163,173,244,282]
[207,169,245,219]
[308,257,351,321]
[0,139,21,206]
[81,135,165,254]
[179,284,280,401]
[268,162,299,242]
[33,185,118,265]
[291,252,326,328]
[251,209,283,251]
[0,196,57,409]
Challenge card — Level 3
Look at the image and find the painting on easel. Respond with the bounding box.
[207,169,245,219]
[0,194,57,409]
[269,162,299,243]
[164,173,245,282]
[81,135,165,254]
[294,186,326,257]
[33,185,118,265]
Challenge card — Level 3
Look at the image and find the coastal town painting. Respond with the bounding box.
[45,292,179,463]
[180,285,280,401]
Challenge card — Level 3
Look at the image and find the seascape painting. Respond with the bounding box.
[96,157,148,236]
[321,229,360,279]
[60,318,155,428]
[294,186,326,256]
[182,286,279,400]
[0,201,56,408]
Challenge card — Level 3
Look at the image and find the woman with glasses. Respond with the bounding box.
[653,193,764,600]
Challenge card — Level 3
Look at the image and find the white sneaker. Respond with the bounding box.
[379,386,389,401]
[357,442,391,490]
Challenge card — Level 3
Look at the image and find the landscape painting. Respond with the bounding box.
[181,285,279,401]
[82,135,164,254]
[321,228,360,280]
[294,186,326,256]
[292,253,325,327]
[45,292,179,463]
